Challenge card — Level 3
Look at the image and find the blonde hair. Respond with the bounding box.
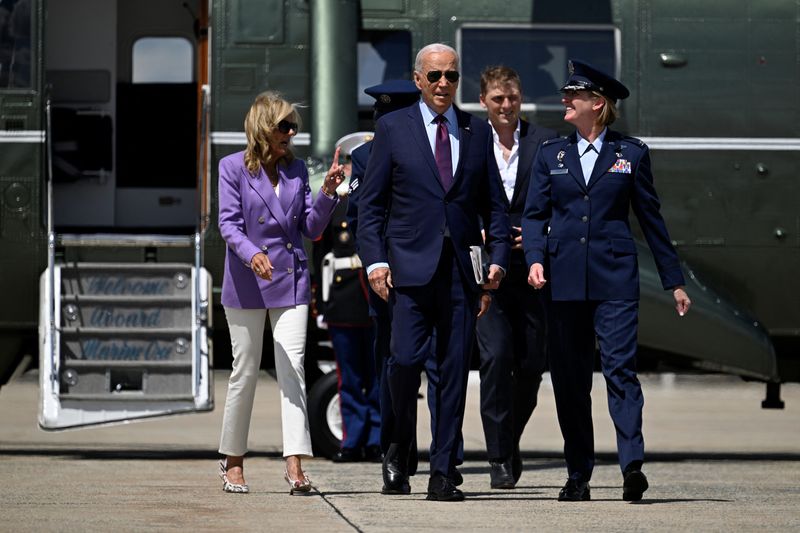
[243,91,300,175]
[593,91,619,126]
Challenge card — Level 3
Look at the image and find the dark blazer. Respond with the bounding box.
[357,104,510,288]
[345,141,371,234]
[522,130,685,301]
[506,120,558,271]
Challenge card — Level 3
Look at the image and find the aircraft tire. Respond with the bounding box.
[308,370,342,459]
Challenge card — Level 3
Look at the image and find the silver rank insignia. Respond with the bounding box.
[348,177,359,195]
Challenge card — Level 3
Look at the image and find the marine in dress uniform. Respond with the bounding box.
[522,60,692,502]
[318,133,382,463]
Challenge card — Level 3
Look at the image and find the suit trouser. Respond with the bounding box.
[219,305,313,458]
[372,293,442,474]
[388,240,476,478]
[548,300,643,481]
[329,325,381,450]
[475,272,547,461]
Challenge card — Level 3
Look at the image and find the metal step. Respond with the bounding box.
[61,294,191,303]
[57,363,193,397]
[59,393,195,402]
[60,294,191,329]
[41,255,212,428]
[65,360,192,368]
[57,234,195,247]
[60,263,193,298]
[60,329,193,361]
[59,327,192,336]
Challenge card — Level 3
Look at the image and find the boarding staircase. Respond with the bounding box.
[39,90,214,429]
[40,237,214,429]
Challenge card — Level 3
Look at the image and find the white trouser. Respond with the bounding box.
[219,305,313,458]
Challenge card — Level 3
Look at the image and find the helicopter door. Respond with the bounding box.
[39,0,212,429]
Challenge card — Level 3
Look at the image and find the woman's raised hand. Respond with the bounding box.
[322,146,346,196]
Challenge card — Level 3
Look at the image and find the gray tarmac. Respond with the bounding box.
[1,369,799,532]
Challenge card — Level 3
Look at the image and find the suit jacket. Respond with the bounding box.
[218,151,338,309]
[357,104,510,289]
[505,120,558,273]
[522,130,685,301]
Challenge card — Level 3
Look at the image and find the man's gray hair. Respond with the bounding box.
[414,43,459,72]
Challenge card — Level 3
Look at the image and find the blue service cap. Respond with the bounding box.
[560,59,630,101]
[364,79,420,116]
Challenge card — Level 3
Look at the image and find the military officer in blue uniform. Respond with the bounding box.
[522,60,692,502]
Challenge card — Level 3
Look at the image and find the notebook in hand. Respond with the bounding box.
[469,245,489,285]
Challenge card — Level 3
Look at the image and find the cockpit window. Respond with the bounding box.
[457,24,619,110]
[357,30,412,107]
[132,37,193,83]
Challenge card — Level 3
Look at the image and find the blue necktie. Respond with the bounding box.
[580,143,598,184]
[434,115,453,190]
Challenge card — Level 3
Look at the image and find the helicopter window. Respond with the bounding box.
[357,30,412,108]
[456,24,619,110]
[132,37,193,83]
[0,0,32,88]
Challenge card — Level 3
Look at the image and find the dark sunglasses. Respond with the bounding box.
[277,119,298,134]
[426,70,460,84]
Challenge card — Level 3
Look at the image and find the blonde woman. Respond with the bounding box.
[217,91,344,494]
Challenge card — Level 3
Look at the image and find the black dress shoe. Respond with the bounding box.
[622,469,649,502]
[426,474,465,502]
[364,445,383,463]
[489,459,515,489]
[381,443,410,495]
[558,478,591,501]
[332,447,362,463]
[511,445,523,484]
[451,467,463,487]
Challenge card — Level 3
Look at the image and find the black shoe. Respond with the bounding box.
[332,447,362,463]
[426,474,465,502]
[558,478,591,501]
[381,443,410,495]
[452,467,463,487]
[511,445,523,484]
[622,469,649,502]
[489,459,515,489]
[364,445,383,463]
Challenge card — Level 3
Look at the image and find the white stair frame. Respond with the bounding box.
[39,251,214,430]
[39,88,214,430]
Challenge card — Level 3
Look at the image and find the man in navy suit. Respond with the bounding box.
[351,82,466,480]
[357,43,510,501]
[522,60,692,502]
[475,66,557,489]
[347,80,430,474]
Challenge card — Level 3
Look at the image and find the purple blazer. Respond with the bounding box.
[218,151,338,309]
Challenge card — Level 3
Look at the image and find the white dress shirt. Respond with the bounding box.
[576,128,606,184]
[489,120,520,202]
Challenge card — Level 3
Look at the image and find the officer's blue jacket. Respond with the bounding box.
[522,129,685,301]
